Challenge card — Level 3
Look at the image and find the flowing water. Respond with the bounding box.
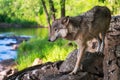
[0,32,31,61]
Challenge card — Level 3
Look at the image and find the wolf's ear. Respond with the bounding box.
[62,16,69,26]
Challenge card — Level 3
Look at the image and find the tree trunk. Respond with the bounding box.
[60,0,65,17]
[49,0,56,21]
[41,0,51,29]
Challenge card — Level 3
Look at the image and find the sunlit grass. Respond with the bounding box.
[16,51,41,70]
[43,45,73,62]
[17,37,74,70]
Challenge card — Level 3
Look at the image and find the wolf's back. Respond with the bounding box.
[83,6,111,19]
[81,6,111,33]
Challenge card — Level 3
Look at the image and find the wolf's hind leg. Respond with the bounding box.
[100,33,105,53]
[96,36,102,52]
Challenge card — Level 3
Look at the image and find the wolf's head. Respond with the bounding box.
[48,16,69,42]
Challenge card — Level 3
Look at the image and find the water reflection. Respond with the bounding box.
[0,33,30,61]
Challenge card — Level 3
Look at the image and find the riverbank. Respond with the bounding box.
[0,23,45,28]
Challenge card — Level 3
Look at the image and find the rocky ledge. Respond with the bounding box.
[5,50,103,80]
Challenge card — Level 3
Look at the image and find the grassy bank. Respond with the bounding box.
[0,28,74,70]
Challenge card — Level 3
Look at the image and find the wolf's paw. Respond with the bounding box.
[98,52,103,55]
[69,68,78,75]
[69,71,77,75]
[96,51,104,56]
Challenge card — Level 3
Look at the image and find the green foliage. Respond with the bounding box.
[0,0,120,26]
[65,0,120,16]
[0,0,40,25]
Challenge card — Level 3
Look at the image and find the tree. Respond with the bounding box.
[41,0,66,28]
[60,0,65,17]
[49,0,56,21]
[41,0,51,28]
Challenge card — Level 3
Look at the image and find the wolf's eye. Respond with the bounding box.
[55,29,57,31]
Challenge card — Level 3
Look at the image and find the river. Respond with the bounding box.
[0,32,31,61]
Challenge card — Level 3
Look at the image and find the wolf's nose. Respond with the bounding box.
[48,38,51,42]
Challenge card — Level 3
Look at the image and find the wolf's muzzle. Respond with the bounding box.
[48,38,55,42]
[48,36,59,42]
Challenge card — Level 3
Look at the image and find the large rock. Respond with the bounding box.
[59,50,103,77]
[103,16,120,80]
[6,51,102,80]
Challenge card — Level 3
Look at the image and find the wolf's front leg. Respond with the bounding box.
[70,44,86,75]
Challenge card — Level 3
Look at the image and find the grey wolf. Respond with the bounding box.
[48,6,111,74]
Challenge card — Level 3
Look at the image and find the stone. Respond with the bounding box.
[32,58,43,66]
[0,59,18,80]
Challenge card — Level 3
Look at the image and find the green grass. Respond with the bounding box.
[17,37,74,70]
[43,45,73,62]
